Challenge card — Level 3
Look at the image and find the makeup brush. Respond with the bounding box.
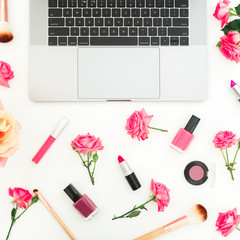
[134,204,207,240]
[0,0,13,43]
[33,189,77,240]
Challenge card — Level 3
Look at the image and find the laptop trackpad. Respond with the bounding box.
[77,48,160,99]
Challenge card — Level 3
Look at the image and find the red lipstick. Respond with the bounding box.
[118,155,141,191]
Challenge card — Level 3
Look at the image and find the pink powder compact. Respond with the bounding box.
[184,161,209,186]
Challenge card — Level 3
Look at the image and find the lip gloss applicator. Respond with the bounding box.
[230,80,240,101]
[32,117,69,164]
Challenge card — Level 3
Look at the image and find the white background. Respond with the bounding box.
[1,0,240,239]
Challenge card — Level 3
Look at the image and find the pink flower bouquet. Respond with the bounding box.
[112,179,170,220]
[213,1,240,63]
[71,133,104,185]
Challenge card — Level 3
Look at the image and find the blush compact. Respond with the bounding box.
[184,161,209,186]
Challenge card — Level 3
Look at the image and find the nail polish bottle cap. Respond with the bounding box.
[64,184,82,203]
[184,115,200,134]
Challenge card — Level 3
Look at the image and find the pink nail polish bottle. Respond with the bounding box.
[64,184,98,220]
[170,115,200,153]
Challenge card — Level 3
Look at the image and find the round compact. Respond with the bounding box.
[184,161,209,186]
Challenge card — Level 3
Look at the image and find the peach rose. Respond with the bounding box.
[0,101,21,167]
[213,0,230,28]
[0,61,14,88]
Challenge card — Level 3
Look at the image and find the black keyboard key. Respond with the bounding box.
[149,27,157,36]
[180,9,188,17]
[59,0,67,7]
[105,18,114,26]
[49,18,64,26]
[153,18,162,26]
[90,27,99,36]
[88,0,96,7]
[161,9,169,17]
[83,9,91,17]
[158,27,167,36]
[76,18,84,26]
[136,0,144,7]
[161,36,169,45]
[59,37,68,45]
[134,18,142,26]
[102,9,111,17]
[95,18,104,26]
[66,18,74,26]
[180,36,189,45]
[168,27,188,36]
[90,37,137,45]
[68,0,77,7]
[122,9,130,17]
[170,37,179,45]
[144,18,152,26]
[151,37,159,45]
[117,0,125,7]
[49,9,62,17]
[112,9,121,17]
[115,18,123,26]
[71,27,79,35]
[139,37,150,45]
[163,18,171,26]
[146,0,154,7]
[165,0,173,7]
[73,9,81,17]
[98,0,106,7]
[119,27,128,36]
[170,9,178,17]
[110,27,118,35]
[49,27,69,36]
[80,27,89,36]
[85,18,94,26]
[127,0,135,7]
[107,0,116,7]
[78,0,87,6]
[141,9,149,17]
[139,27,147,36]
[151,9,159,17]
[49,37,57,45]
[68,37,77,45]
[78,37,89,45]
[49,0,57,7]
[124,18,133,26]
[175,0,188,7]
[93,9,101,17]
[156,0,164,7]
[63,9,72,17]
[100,27,108,35]
[132,9,140,17]
[129,27,138,36]
[173,18,188,26]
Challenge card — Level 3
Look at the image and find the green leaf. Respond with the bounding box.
[221,19,240,35]
[11,208,17,220]
[140,205,148,211]
[216,41,221,48]
[235,4,240,16]
[126,211,141,218]
[31,196,39,204]
[92,153,98,163]
[238,140,240,148]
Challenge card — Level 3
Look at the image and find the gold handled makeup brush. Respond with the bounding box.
[34,190,77,240]
[0,0,13,43]
[134,204,207,240]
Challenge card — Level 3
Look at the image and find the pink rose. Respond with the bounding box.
[213,0,230,28]
[0,101,21,167]
[71,133,104,154]
[125,108,153,141]
[216,208,240,237]
[0,61,14,88]
[219,32,240,63]
[213,131,239,149]
[8,188,33,209]
[151,179,170,212]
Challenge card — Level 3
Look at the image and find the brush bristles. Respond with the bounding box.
[0,21,13,43]
[186,204,208,224]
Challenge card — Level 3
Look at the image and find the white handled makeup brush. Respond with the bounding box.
[0,0,13,43]
[134,204,207,240]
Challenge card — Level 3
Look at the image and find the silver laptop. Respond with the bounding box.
[29,0,207,101]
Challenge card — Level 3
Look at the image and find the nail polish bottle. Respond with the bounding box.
[64,184,98,220]
[170,115,200,153]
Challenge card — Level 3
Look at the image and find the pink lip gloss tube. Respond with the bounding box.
[32,117,69,164]
[170,115,200,153]
[64,184,98,220]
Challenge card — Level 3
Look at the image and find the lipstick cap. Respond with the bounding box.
[51,117,69,139]
[125,172,141,191]
[184,115,200,134]
[64,184,82,203]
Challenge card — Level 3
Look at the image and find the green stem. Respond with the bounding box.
[148,126,168,132]
[15,202,34,221]
[226,149,234,181]
[112,196,156,220]
[237,227,240,231]
[220,149,228,166]
[232,146,240,166]
[6,206,18,240]
[87,154,94,185]
[92,161,97,178]
[226,149,230,165]
[77,152,88,168]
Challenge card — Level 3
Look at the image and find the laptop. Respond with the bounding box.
[29,0,207,101]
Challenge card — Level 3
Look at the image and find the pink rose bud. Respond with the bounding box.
[0,61,14,88]
[213,0,231,28]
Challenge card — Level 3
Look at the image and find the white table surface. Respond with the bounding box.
[1,0,240,239]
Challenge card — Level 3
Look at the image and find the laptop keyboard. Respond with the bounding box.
[48,0,189,46]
